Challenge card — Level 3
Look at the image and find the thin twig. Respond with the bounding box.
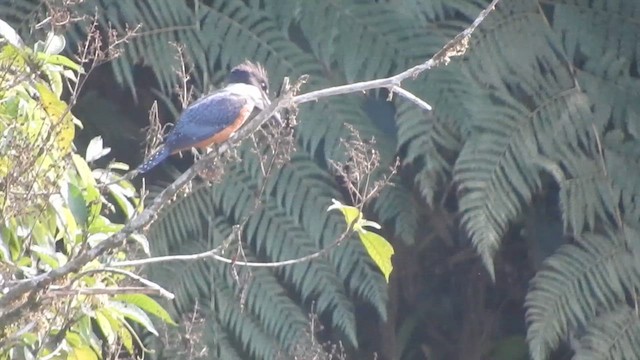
[111,225,354,268]
[391,86,432,111]
[46,286,171,297]
[73,267,175,299]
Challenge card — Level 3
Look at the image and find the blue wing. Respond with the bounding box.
[164,91,248,152]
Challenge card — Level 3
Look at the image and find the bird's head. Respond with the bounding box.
[226,60,281,124]
[227,61,269,97]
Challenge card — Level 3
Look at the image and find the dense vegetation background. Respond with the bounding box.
[2,0,639,359]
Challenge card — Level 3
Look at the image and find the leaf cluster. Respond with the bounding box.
[0,26,172,360]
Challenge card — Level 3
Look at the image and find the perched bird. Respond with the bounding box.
[136,61,278,173]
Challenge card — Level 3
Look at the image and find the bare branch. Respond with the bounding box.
[391,86,432,111]
[46,286,171,297]
[110,228,353,269]
[74,267,175,300]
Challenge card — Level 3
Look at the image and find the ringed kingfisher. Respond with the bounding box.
[136,61,278,173]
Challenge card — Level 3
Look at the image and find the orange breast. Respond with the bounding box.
[192,106,251,149]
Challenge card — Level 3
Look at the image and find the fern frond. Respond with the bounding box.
[453,0,600,277]
[396,69,465,204]
[243,204,358,345]
[294,2,427,81]
[267,155,389,317]
[604,135,640,224]
[0,0,42,35]
[148,228,310,359]
[557,133,640,235]
[212,276,285,360]
[525,227,640,360]
[148,145,388,354]
[146,238,216,314]
[551,0,640,66]
[573,307,640,360]
[374,180,420,245]
[211,156,359,346]
[205,315,245,360]
[72,0,200,95]
[557,153,616,234]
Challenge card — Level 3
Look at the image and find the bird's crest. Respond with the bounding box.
[226,60,269,92]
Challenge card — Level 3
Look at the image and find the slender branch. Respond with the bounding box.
[391,86,432,111]
[0,0,501,320]
[111,228,353,268]
[74,267,175,299]
[46,286,171,297]
[110,248,225,267]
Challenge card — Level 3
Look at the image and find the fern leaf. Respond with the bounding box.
[525,228,640,360]
[573,307,640,360]
[374,180,420,245]
[296,2,427,81]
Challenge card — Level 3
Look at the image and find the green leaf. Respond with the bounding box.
[358,230,394,282]
[107,183,136,219]
[30,245,64,269]
[35,82,74,153]
[38,54,82,72]
[97,308,134,354]
[115,319,134,355]
[64,332,83,348]
[0,227,14,262]
[107,301,159,336]
[49,194,79,241]
[328,198,362,228]
[88,216,124,235]
[128,233,150,256]
[328,198,393,281]
[65,183,89,228]
[114,294,177,325]
[72,314,102,352]
[95,310,116,345]
[68,346,98,360]
[71,154,97,187]
[327,198,382,232]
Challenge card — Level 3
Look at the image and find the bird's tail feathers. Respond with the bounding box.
[136,146,170,174]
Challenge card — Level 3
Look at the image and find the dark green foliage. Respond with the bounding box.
[145,148,387,358]
[573,307,640,360]
[526,227,640,360]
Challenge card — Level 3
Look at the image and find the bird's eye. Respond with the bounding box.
[260,81,268,92]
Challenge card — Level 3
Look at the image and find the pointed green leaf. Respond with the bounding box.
[114,294,177,326]
[72,154,97,187]
[35,82,74,153]
[100,308,135,355]
[65,183,88,228]
[107,301,159,335]
[95,310,116,345]
[68,346,98,360]
[358,231,394,282]
[37,54,82,72]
